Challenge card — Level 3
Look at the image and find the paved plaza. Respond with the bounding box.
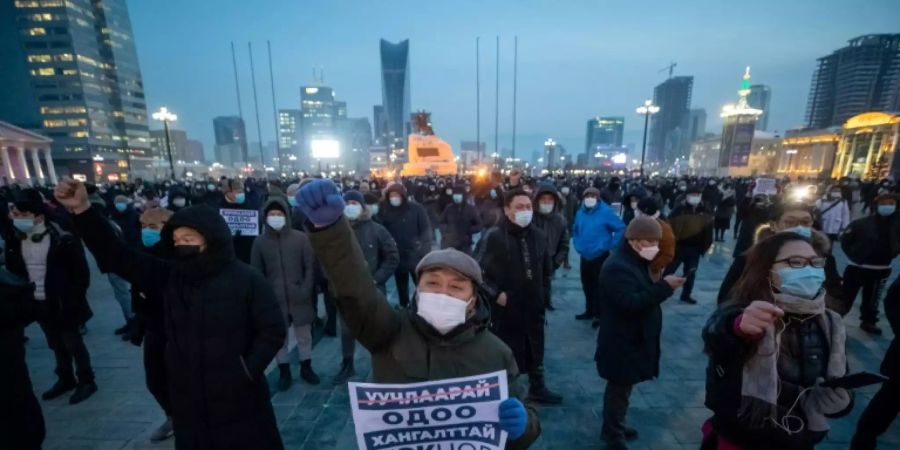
[25,236,900,449]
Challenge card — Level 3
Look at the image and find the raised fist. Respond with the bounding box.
[53,177,90,214]
[296,179,345,227]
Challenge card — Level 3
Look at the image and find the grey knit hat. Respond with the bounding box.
[583,187,601,198]
[415,248,483,285]
[625,216,662,240]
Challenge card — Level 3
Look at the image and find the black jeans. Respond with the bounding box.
[851,378,900,449]
[394,269,417,308]
[143,331,171,416]
[665,245,702,299]
[39,321,94,384]
[580,253,608,317]
[842,265,891,323]
[602,381,634,439]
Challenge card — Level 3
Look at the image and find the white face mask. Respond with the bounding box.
[266,215,286,231]
[687,196,701,206]
[173,198,186,208]
[638,245,660,261]
[538,203,554,214]
[561,187,570,195]
[344,203,362,220]
[416,292,471,334]
[513,210,533,227]
[583,197,598,208]
[389,196,402,207]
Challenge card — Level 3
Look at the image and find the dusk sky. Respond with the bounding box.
[128,0,898,161]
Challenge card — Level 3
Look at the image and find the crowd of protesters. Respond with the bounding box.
[1,170,899,449]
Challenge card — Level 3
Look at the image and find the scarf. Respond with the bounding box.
[738,292,846,433]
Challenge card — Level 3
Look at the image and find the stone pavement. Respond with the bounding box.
[24,236,900,449]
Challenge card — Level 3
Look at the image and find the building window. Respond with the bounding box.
[57,53,73,61]
[36,67,55,76]
[27,54,51,63]
[26,27,47,36]
[62,68,77,76]
[66,118,88,127]
[44,119,66,127]
[70,130,88,138]
[15,1,40,7]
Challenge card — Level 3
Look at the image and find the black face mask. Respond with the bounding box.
[174,245,202,259]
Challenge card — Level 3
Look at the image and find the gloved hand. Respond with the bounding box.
[805,378,851,415]
[296,179,345,227]
[498,397,527,439]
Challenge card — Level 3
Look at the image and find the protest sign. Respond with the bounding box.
[348,370,509,450]
[219,208,259,236]
[754,177,777,196]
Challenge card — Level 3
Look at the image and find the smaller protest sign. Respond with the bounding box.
[219,208,259,236]
[349,370,509,450]
[754,178,777,196]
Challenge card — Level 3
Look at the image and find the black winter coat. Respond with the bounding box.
[532,185,570,269]
[110,206,142,248]
[0,268,44,450]
[594,242,673,384]
[475,217,552,370]
[73,205,285,450]
[377,185,432,271]
[2,220,92,327]
[438,200,482,251]
[350,213,400,287]
[841,212,900,266]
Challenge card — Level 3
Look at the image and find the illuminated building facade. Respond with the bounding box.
[0,0,150,182]
[688,134,722,176]
[213,116,248,168]
[585,117,624,154]
[831,112,900,180]
[776,128,840,178]
[719,67,763,175]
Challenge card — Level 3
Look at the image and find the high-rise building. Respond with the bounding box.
[336,117,373,172]
[719,68,763,175]
[649,76,693,164]
[747,85,772,131]
[805,34,900,129]
[150,128,187,162]
[585,117,624,154]
[380,39,411,150]
[213,116,248,168]
[301,85,338,169]
[0,0,151,181]
[277,109,302,157]
[373,105,387,143]
[687,109,707,144]
[185,139,204,163]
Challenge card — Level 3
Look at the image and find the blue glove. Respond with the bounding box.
[296,179,345,227]
[498,397,527,439]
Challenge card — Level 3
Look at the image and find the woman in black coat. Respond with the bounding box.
[55,178,286,450]
[595,217,684,448]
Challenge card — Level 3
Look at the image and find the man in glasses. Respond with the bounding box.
[718,202,842,307]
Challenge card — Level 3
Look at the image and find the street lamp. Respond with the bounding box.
[151,107,178,180]
[635,99,660,177]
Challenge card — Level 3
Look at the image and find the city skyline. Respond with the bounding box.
[7,0,896,167]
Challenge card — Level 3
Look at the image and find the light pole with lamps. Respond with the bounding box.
[635,99,660,177]
[152,107,178,180]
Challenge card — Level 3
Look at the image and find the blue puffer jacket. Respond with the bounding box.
[572,200,625,261]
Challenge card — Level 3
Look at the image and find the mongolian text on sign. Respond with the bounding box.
[754,178,777,196]
[348,370,509,450]
[219,208,259,236]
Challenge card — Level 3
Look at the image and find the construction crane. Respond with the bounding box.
[658,61,677,78]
